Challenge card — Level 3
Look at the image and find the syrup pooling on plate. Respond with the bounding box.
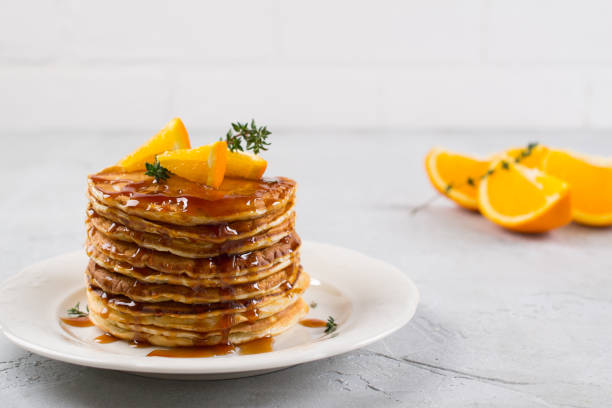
[299,318,327,328]
[60,316,94,327]
[237,336,274,355]
[147,345,235,358]
[90,172,295,218]
[145,337,274,358]
[94,333,119,344]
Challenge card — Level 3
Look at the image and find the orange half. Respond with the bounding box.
[502,144,549,169]
[425,147,490,210]
[117,118,191,171]
[157,141,227,188]
[542,150,612,226]
[478,159,572,233]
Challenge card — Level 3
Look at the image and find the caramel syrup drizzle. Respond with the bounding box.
[145,337,274,358]
[60,316,94,327]
[94,333,119,344]
[299,318,327,328]
[89,173,291,217]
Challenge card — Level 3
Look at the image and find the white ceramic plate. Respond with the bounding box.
[0,241,419,380]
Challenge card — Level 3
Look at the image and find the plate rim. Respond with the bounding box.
[0,241,419,375]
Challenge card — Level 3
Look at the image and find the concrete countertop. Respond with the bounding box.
[1,131,610,407]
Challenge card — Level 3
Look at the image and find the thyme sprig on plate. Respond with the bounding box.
[145,159,171,182]
[411,142,539,214]
[325,316,337,334]
[67,302,89,317]
[225,120,271,154]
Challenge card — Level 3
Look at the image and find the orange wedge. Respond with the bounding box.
[226,151,267,179]
[157,141,227,188]
[117,118,191,171]
[160,143,266,182]
[542,150,612,226]
[425,148,490,210]
[502,144,549,169]
[478,158,572,233]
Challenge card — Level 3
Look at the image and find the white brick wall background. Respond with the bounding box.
[1,0,612,135]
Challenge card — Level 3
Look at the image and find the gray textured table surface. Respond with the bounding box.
[1,131,611,407]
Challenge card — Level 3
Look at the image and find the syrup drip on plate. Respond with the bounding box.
[237,336,274,355]
[147,345,235,358]
[94,333,119,344]
[146,337,275,358]
[299,318,327,328]
[60,316,94,327]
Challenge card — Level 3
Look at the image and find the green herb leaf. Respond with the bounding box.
[445,183,453,193]
[67,302,88,317]
[145,159,171,182]
[225,119,271,154]
[325,316,337,334]
[501,160,510,170]
[467,177,475,186]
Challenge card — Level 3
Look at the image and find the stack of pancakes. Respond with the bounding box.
[84,170,309,347]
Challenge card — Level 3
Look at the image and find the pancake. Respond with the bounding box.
[87,211,296,258]
[88,171,297,225]
[88,297,309,347]
[86,260,302,304]
[88,242,298,287]
[88,195,295,244]
[82,168,309,349]
[86,225,301,278]
[86,274,308,332]
[87,270,309,319]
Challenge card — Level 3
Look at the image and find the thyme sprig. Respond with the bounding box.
[67,302,89,317]
[225,120,271,154]
[145,159,171,182]
[514,142,539,164]
[325,316,337,334]
[411,142,539,215]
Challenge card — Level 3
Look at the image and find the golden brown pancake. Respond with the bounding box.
[87,275,308,332]
[86,261,302,304]
[87,270,310,319]
[88,171,297,225]
[88,242,299,287]
[88,297,309,347]
[87,211,295,258]
[86,225,301,278]
[88,195,295,244]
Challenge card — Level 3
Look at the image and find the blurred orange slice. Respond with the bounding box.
[542,150,612,226]
[157,141,227,188]
[502,144,549,169]
[478,158,572,233]
[117,118,191,171]
[425,148,489,210]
